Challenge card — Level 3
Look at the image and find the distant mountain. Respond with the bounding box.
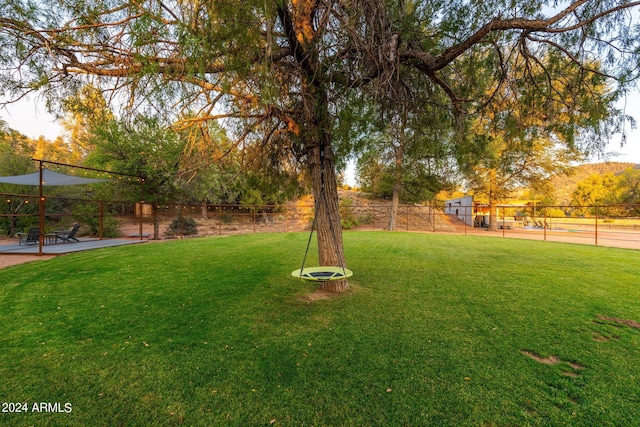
[552,162,637,205]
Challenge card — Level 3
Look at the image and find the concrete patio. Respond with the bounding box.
[0,237,148,255]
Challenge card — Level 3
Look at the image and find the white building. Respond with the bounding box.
[445,195,474,227]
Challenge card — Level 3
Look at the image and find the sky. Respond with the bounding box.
[2,93,640,187]
[1,97,62,142]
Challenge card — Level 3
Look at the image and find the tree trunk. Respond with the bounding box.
[388,114,406,231]
[488,172,498,231]
[488,203,498,231]
[303,82,348,292]
[389,185,400,230]
[388,146,403,231]
[152,205,160,240]
[201,201,208,219]
[280,0,348,292]
[9,213,16,236]
[308,142,349,293]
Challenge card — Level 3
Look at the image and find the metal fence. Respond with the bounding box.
[0,192,138,240]
[151,202,445,236]
[443,204,640,250]
[3,193,640,250]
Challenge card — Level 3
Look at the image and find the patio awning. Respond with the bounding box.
[0,168,109,186]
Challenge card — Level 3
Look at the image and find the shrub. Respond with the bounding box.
[358,212,373,225]
[339,197,360,230]
[165,217,198,237]
[101,216,121,238]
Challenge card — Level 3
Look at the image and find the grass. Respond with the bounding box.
[1,232,640,426]
[547,216,640,227]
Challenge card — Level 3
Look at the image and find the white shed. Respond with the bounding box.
[445,196,474,226]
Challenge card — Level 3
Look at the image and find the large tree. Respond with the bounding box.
[60,85,114,162]
[571,172,624,215]
[461,51,617,229]
[87,114,188,239]
[2,1,640,291]
[356,111,456,230]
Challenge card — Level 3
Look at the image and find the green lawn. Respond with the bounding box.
[1,232,639,426]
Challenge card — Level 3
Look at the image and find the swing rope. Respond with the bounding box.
[298,195,319,276]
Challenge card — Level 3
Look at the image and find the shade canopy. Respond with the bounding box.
[0,168,109,186]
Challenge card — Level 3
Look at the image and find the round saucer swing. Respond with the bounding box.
[291,266,353,282]
[291,205,352,282]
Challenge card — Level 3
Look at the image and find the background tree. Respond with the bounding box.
[461,52,613,230]
[571,172,623,216]
[356,110,456,230]
[87,115,185,239]
[465,134,583,230]
[564,167,640,217]
[351,45,459,230]
[174,120,243,218]
[30,135,76,163]
[176,118,305,210]
[3,0,640,292]
[0,121,37,235]
[617,168,640,215]
[60,85,114,162]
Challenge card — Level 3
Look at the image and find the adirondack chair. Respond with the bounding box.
[18,227,39,245]
[55,223,80,243]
